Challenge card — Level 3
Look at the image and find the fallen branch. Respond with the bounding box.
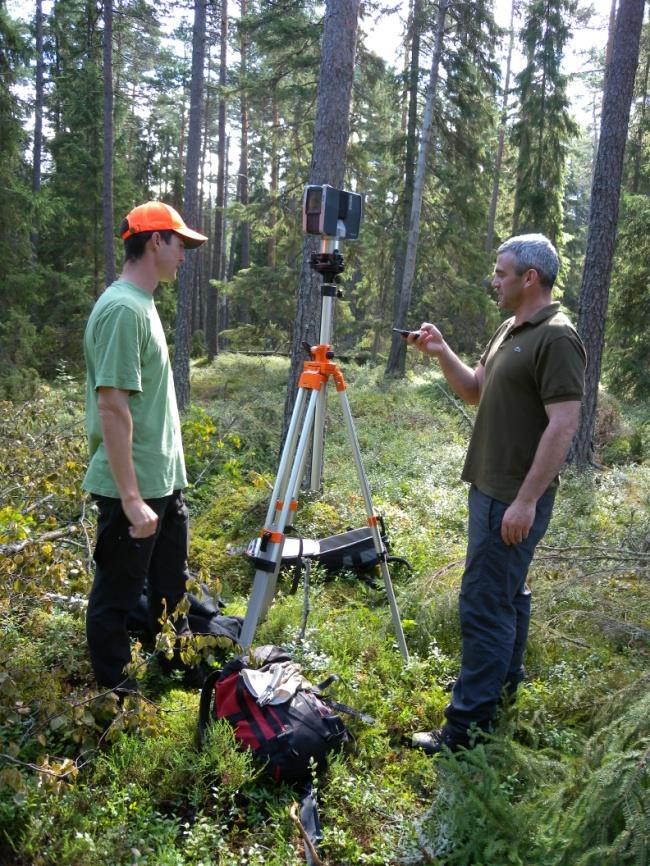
[79,498,94,574]
[0,524,79,556]
[289,801,324,866]
[547,610,650,644]
[434,382,474,429]
[23,493,55,514]
[537,544,650,561]
[0,752,79,780]
[530,619,593,648]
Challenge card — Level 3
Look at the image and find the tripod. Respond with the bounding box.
[240,238,410,662]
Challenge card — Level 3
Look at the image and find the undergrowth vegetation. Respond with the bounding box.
[1,353,648,865]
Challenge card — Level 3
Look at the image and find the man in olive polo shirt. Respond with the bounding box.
[406,234,586,754]
[83,201,207,692]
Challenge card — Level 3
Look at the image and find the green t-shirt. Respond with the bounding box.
[461,302,586,504]
[82,278,187,499]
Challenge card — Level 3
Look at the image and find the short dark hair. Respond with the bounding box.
[121,226,174,262]
[496,234,559,289]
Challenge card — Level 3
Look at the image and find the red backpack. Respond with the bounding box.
[197,645,349,784]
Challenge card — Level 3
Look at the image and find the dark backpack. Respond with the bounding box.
[197,645,349,785]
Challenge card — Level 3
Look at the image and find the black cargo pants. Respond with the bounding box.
[86,491,190,690]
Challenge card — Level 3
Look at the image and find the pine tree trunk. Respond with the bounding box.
[207,0,228,360]
[282,0,360,441]
[391,0,422,355]
[173,0,206,412]
[572,0,645,466]
[102,0,115,286]
[238,0,250,270]
[605,0,618,75]
[385,0,447,378]
[485,0,515,252]
[631,46,650,193]
[31,0,44,259]
[267,89,279,267]
[194,51,211,334]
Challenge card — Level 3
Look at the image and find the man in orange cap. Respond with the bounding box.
[82,201,207,693]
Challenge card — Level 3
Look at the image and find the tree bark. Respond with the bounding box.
[631,43,650,193]
[194,46,211,334]
[385,0,448,378]
[238,0,250,271]
[391,0,422,361]
[572,0,645,465]
[282,0,360,438]
[31,0,44,259]
[485,0,516,252]
[267,88,280,267]
[173,0,206,412]
[102,0,115,286]
[207,0,228,360]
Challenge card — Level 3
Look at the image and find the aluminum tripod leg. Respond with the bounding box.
[239,386,321,649]
[338,389,410,663]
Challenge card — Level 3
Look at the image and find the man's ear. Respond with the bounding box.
[523,267,538,288]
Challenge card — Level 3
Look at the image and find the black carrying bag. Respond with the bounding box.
[126,583,243,645]
[197,646,352,865]
[197,645,349,784]
[245,521,412,583]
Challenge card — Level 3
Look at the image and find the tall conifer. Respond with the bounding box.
[511,0,577,244]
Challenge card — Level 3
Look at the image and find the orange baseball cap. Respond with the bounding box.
[119,201,207,248]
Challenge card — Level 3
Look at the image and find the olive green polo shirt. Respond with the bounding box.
[83,278,187,499]
[461,302,586,504]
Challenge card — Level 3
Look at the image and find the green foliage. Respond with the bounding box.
[0,266,91,398]
[0,1,30,281]
[605,194,650,402]
[1,356,649,865]
[511,0,579,245]
[546,691,650,866]
[181,406,243,484]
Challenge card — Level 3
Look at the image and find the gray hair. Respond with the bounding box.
[496,234,559,289]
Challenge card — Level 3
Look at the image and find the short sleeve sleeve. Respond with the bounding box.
[536,332,587,405]
[93,305,143,393]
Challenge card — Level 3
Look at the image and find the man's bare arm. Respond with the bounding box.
[500,400,581,546]
[96,387,158,538]
[409,322,484,404]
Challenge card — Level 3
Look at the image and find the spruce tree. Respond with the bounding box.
[511,0,578,245]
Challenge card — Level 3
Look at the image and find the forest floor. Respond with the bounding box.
[1,353,649,866]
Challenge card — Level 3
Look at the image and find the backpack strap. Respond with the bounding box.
[387,554,413,572]
[321,696,375,726]
[289,533,305,595]
[290,782,323,866]
[197,667,223,746]
[315,674,376,725]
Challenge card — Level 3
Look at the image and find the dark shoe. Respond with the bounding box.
[173,615,192,637]
[181,663,212,689]
[112,679,140,702]
[411,727,467,755]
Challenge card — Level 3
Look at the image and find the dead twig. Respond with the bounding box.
[0,752,80,780]
[0,524,79,556]
[530,619,594,648]
[79,498,94,574]
[289,801,324,866]
[23,493,55,514]
[434,382,474,430]
[537,544,650,561]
